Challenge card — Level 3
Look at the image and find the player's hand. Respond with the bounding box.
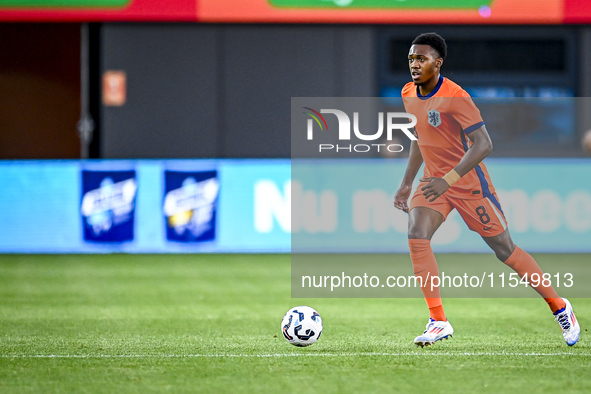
[420,177,449,202]
[393,184,412,213]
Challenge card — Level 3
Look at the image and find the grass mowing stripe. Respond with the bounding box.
[2,352,590,358]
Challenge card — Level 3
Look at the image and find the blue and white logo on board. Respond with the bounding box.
[164,170,219,242]
[81,170,137,242]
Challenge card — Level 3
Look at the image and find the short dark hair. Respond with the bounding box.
[412,32,447,60]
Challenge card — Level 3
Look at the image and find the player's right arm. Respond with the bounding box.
[394,140,423,213]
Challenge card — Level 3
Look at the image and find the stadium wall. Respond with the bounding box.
[99,24,376,158]
[97,24,591,159]
[0,159,589,254]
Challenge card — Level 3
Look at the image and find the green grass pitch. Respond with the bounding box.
[1,254,590,393]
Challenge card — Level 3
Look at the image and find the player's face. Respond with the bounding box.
[408,45,442,86]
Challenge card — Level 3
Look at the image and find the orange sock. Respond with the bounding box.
[546,298,566,314]
[409,239,447,321]
[428,305,446,322]
[503,246,565,314]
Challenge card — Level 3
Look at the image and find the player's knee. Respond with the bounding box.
[408,227,431,240]
[494,245,514,263]
[484,230,515,263]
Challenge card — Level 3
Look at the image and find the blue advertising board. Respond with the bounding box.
[290,159,591,253]
[0,159,589,253]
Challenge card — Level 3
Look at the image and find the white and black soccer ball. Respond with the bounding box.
[281,306,323,347]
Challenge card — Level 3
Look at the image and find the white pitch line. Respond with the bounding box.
[1,352,590,358]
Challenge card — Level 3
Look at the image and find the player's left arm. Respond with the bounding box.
[422,90,492,201]
[421,129,492,202]
[421,93,492,201]
[453,125,493,174]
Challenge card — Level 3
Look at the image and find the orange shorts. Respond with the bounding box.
[410,188,508,237]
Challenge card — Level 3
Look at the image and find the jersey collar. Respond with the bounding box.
[416,75,444,100]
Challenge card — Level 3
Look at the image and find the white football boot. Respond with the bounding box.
[414,318,454,347]
[554,298,580,346]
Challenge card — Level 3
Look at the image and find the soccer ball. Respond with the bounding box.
[281,306,323,347]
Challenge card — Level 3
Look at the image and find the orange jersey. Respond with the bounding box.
[402,76,497,202]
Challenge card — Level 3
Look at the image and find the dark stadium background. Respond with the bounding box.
[2,23,591,160]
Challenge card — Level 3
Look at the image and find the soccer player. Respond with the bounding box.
[393,32,580,347]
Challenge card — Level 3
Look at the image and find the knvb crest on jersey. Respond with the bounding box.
[80,170,137,243]
[163,170,219,243]
[428,109,441,128]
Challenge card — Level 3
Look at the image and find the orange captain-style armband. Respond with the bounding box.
[442,169,461,187]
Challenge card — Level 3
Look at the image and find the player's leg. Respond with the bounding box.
[408,193,455,346]
[482,229,580,345]
[482,228,564,309]
[484,230,564,311]
[451,195,564,306]
[408,206,446,321]
[453,195,580,345]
